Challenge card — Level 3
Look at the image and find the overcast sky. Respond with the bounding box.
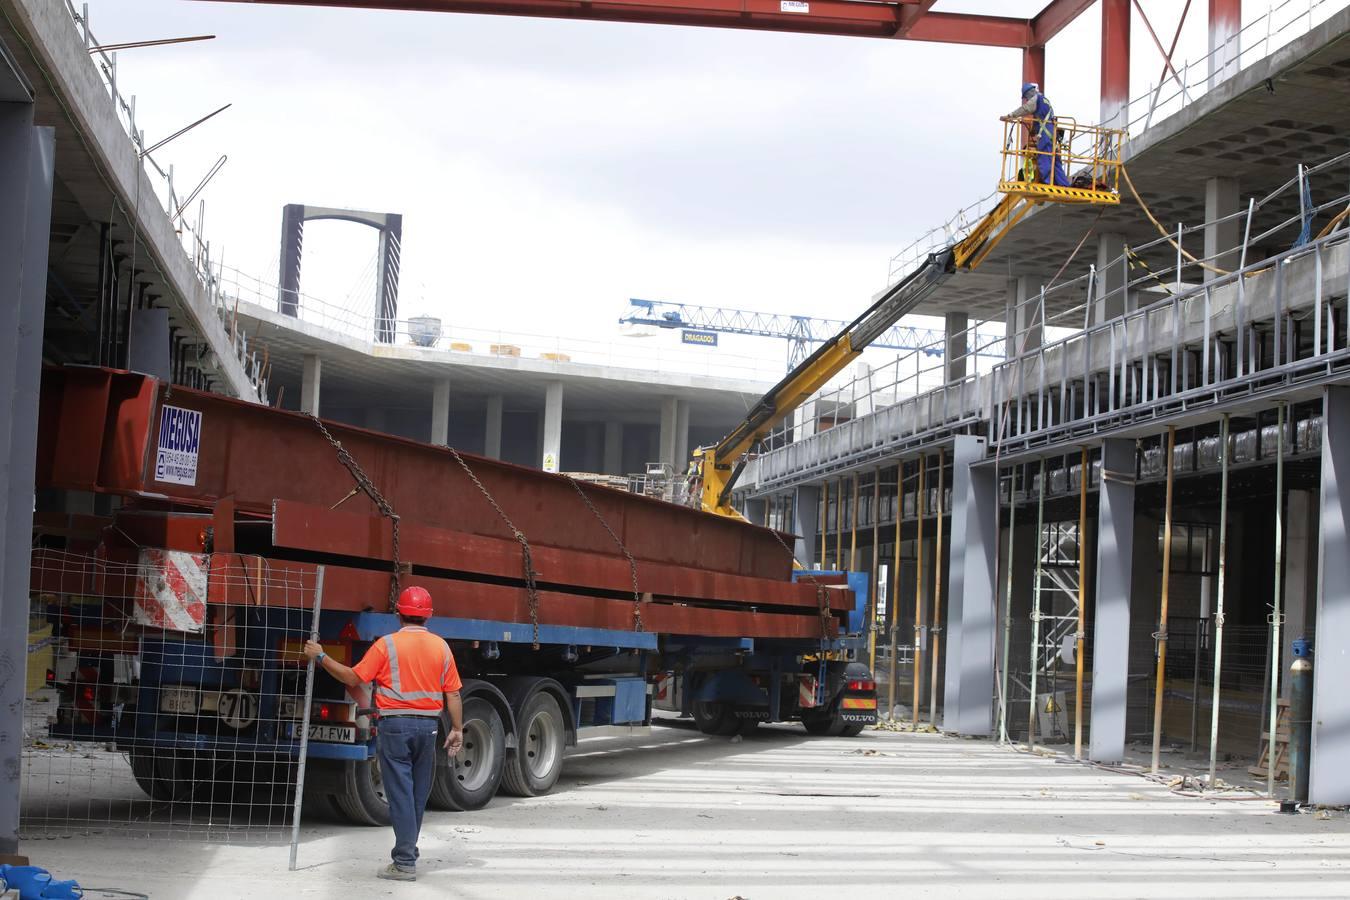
[102,0,1228,369]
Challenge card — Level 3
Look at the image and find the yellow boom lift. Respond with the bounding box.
[693,117,1125,520]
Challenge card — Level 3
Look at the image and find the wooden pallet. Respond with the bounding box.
[1249,699,1290,781]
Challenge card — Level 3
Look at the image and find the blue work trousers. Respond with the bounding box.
[377,715,439,871]
[1036,131,1071,187]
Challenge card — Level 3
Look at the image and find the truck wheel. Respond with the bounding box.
[802,713,844,736]
[429,698,505,811]
[500,692,566,797]
[839,722,865,737]
[333,757,389,826]
[692,701,740,736]
[129,749,179,801]
[129,748,209,802]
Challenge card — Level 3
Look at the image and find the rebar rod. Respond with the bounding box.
[1268,403,1285,797]
[1207,415,1230,787]
[1074,446,1088,760]
[999,465,1016,744]
[928,448,946,726]
[1028,458,1047,750]
[1151,426,1177,773]
[913,455,925,729]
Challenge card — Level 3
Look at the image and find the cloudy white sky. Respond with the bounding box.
[102,0,1224,370]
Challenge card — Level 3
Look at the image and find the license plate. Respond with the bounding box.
[304,723,355,743]
[161,687,198,714]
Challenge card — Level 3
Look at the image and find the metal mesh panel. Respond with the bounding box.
[21,550,321,842]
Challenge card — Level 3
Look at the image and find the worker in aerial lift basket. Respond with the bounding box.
[305,586,464,882]
[1004,82,1071,188]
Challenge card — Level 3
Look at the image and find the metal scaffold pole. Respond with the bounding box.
[928,448,945,726]
[1208,415,1231,788]
[289,565,326,871]
[870,468,881,681]
[1028,458,1047,750]
[999,465,1016,744]
[913,455,926,729]
[1075,447,1089,760]
[835,477,844,570]
[820,480,828,567]
[888,460,902,720]
[1268,403,1286,798]
[1152,426,1177,774]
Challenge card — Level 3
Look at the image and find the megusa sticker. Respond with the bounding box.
[155,404,202,486]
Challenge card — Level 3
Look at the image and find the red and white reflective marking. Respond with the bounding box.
[133,549,208,633]
[798,674,819,709]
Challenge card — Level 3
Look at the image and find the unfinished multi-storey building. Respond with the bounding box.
[736,2,1350,805]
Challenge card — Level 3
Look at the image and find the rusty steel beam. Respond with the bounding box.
[198,0,1032,45]
[1031,0,1096,45]
[268,500,853,612]
[37,368,795,582]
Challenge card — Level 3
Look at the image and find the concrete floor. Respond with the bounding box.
[21,719,1350,900]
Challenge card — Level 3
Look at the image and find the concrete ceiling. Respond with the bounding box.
[908,8,1350,323]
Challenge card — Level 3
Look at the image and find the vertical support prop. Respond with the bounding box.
[1000,466,1016,743]
[1268,403,1286,797]
[835,477,844,571]
[912,455,926,729]
[870,468,881,678]
[889,459,903,720]
[1028,458,1047,750]
[928,448,945,726]
[289,566,326,871]
[820,480,828,567]
[1075,447,1089,759]
[1152,426,1177,773]
[1207,415,1230,787]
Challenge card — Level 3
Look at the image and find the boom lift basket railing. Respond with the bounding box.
[998,116,1124,206]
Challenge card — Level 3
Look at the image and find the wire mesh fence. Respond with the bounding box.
[20,550,322,843]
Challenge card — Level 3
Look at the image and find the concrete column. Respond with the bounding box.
[1095,232,1128,324]
[0,103,55,856]
[541,381,563,473]
[674,400,691,470]
[1005,277,1041,354]
[1204,176,1242,275]
[431,378,451,446]
[944,435,995,735]
[1091,440,1135,763]
[1312,386,1350,804]
[793,485,821,568]
[658,395,678,468]
[1100,0,1131,130]
[484,395,503,460]
[793,399,818,442]
[603,421,624,475]
[744,497,768,527]
[1283,489,1315,700]
[1208,0,1242,85]
[300,353,322,416]
[944,311,969,382]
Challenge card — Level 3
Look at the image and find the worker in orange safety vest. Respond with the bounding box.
[305,585,463,882]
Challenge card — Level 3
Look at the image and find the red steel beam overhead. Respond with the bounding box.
[1031,0,1097,45]
[203,0,1035,45]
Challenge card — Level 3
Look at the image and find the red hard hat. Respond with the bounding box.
[396,586,433,618]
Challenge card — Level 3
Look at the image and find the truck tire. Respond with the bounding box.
[333,757,389,826]
[802,713,845,736]
[500,691,566,797]
[692,700,740,736]
[129,748,179,801]
[428,698,505,811]
[839,722,865,737]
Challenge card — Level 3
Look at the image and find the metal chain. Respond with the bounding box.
[309,415,401,612]
[563,476,644,632]
[445,446,542,649]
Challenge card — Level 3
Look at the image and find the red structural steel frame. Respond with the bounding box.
[205,0,1096,46]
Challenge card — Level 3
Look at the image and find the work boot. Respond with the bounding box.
[377,863,416,882]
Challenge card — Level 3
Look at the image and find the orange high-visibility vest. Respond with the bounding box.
[351,625,462,716]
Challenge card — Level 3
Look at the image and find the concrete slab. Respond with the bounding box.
[22,720,1350,899]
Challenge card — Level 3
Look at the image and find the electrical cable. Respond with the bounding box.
[1120,163,1231,275]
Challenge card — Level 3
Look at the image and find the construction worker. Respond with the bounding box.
[304,586,464,882]
[1004,82,1070,187]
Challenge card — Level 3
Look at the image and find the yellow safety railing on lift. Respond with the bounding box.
[953,116,1125,271]
[998,115,1124,205]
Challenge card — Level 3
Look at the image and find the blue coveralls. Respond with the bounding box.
[1029,93,1070,187]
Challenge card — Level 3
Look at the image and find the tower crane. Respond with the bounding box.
[621,299,1005,371]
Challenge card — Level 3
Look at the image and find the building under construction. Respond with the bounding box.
[3,0,1350,886]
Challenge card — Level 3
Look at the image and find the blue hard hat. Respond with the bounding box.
[1022,82,1039,97]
